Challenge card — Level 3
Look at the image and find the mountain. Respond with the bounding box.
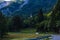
[0,1,12,9]
[0,1,24,16]
[13,0,57,17]
[0,0,57,17]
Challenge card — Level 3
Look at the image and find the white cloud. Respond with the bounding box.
[4,0,16,1]
[4,0,11,1]
[0,0,24,2]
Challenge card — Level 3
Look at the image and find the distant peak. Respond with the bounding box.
[0,1,13,9]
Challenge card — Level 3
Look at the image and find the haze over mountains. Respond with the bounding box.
[0,0,57,17]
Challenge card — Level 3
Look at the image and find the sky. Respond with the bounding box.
[0,0,24,2]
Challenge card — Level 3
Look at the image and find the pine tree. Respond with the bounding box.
[49,0,60,33]
[38,8,44,22]
[36,8,45,32]
[11,15,23,32]
[0,11,7,38]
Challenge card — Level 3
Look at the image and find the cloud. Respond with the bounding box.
[0,0,16,2]
[0,0,24,2]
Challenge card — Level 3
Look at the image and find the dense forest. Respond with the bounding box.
[0,0,60,39]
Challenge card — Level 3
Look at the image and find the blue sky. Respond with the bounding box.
[0,0,24,2]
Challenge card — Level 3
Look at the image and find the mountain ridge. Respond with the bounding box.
[0,0,57,17]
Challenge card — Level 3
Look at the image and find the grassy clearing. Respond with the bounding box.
[8,28,50,38]
[8,33,50,38]
[6,28,51,40]
[7,33,51,40]
[8,33,39,38]
[20,28,36,33]
[7,33,38,40]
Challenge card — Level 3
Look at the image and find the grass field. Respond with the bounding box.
[6,28,37,40]
[3,29,50,40]
[7,32,51,40]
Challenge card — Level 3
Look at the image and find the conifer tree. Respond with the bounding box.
[0,11,7,38]
[38,8,44,22]
[49,0,60,33]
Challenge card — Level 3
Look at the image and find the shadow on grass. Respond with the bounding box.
[0,38,10,40]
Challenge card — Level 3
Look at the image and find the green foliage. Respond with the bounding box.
[56,21,60,27]
[0,11,7,38]
[24,19,30,24]
[10,15,23,32]
[38,8,44,22]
